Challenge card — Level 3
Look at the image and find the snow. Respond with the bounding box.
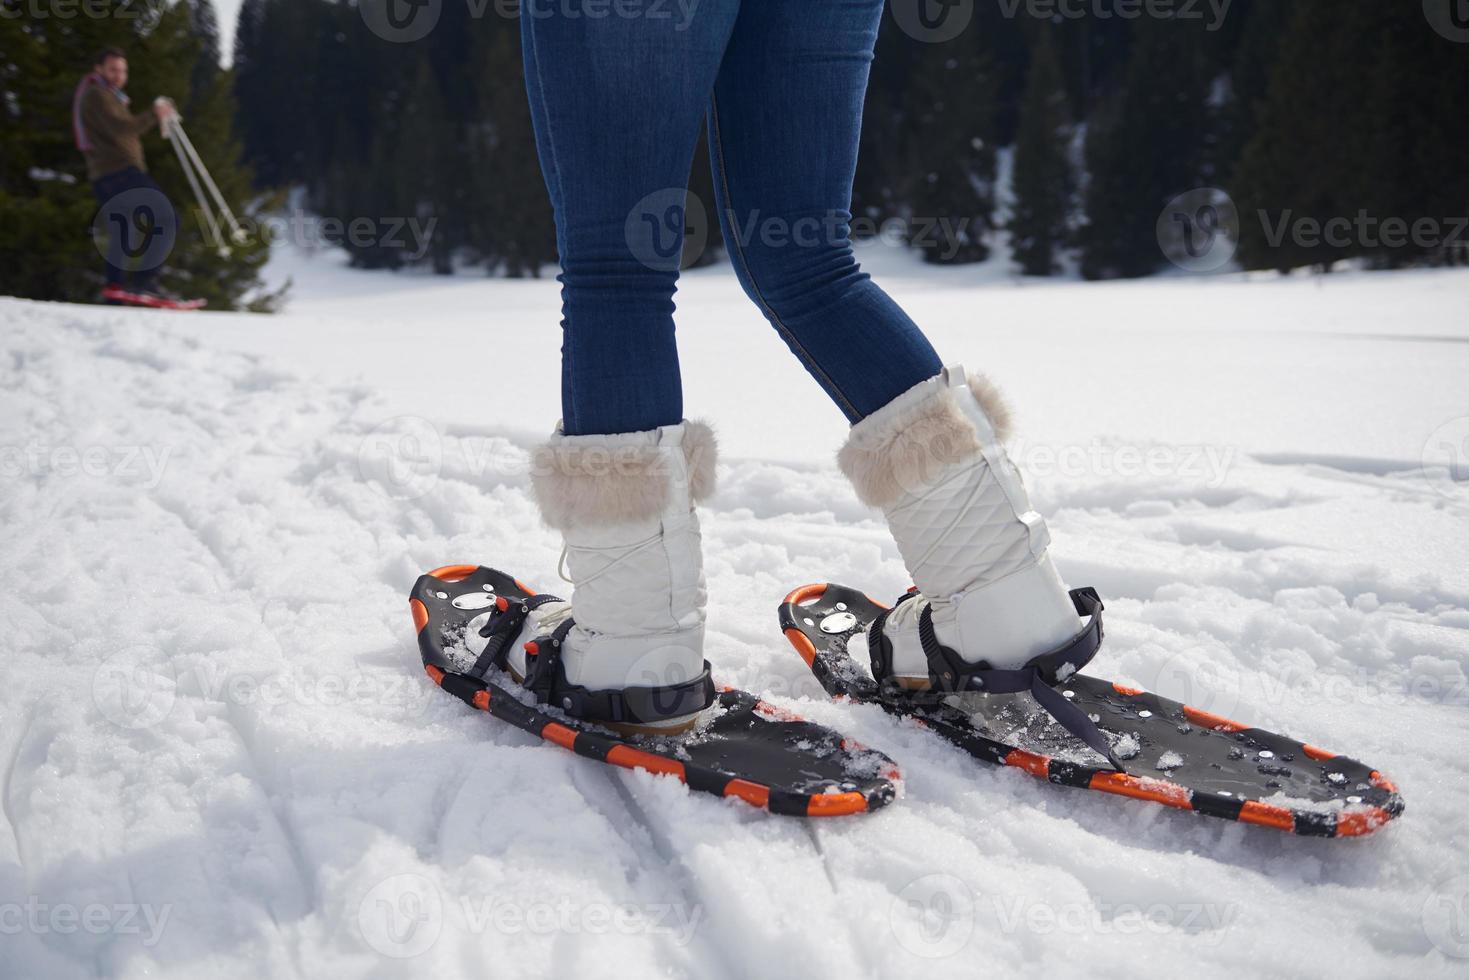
[3,241,1469,978]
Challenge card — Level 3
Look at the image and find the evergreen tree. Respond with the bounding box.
[851,9,917,236]
[1234,1,1469,273]
[1356,4,1469,267]
[469,22,557,277]
[0,0,97,300]
[1079,18,1212,280]
[1008,29,1073,277]
[0,0,276,308]
[1232,1,1376,272]
[1214,0,1287,185]
[900,36,1000,264]
[185,0,221,100]
[209,0,1459,282]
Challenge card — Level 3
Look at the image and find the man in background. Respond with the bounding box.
[74,47,183,307]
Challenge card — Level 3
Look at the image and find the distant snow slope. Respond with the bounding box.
[2,251,1468,979]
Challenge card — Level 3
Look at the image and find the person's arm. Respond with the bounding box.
[132,104,161,136]
[80,86,158,143]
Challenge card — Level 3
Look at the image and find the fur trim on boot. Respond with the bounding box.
[530,420,717,530]
[837,373,1012,510]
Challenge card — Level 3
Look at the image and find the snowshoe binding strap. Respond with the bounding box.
[470,592,564,678]
[871,587,1124,771]
[521,618,716,728]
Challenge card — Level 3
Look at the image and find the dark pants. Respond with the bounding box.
[522,0,945,435]
[92,167,177,293]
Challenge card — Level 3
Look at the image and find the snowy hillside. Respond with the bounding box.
[2,247,1468,979]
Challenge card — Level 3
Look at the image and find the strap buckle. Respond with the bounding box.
[874,586,1122,771]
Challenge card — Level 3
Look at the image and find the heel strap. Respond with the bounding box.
[521,619,715,727]
[874,587,1122,771]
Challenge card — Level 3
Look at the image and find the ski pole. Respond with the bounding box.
[158,100,247,254]
[163,113,228,256]
[171,118,248,246]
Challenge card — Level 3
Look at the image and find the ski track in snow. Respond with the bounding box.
[2,266,1469,978]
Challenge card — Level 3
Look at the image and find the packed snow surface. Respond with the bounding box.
[3,243,1468,978]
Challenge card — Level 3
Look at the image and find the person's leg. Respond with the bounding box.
[92,168,176,296]
[127,172,171,295]
[522,0,739,435]
[513,1,739,731]
[713,2,1084,679]
[92,170,130,294]
[706,0,942,423]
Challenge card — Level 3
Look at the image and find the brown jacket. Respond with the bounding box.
[78,80,158,181]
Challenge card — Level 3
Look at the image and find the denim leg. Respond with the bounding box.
[520,0,740,436]
[708,0,943,423]
[129,171,166,293]
[92,168,172,292]
[92,171,129,287]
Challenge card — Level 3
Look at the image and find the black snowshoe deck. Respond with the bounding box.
[778,583,1403,838]
[410,565,899,817]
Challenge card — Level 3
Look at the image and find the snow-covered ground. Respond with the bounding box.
[3,243,1468,979]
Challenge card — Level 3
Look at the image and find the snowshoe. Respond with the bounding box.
[409,564,900,817]
[102,284,206,311]
[779,582,1403,837]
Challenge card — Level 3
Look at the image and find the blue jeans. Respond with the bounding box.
[522,0,944,435]
[92,167,171,292]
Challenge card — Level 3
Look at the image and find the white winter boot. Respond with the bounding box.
[484,420,719,735]
[839,365,1094,688]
